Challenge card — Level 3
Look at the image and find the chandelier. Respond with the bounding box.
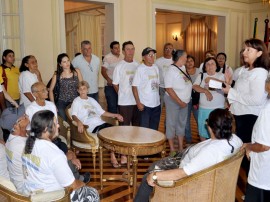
[262,0,270,4]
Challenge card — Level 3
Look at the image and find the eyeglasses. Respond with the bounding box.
[146,54,155,57]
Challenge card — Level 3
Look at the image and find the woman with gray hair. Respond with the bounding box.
[164,50,192,153]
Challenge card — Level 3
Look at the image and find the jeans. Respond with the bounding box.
[185,101,198,144]
[87,92,99,103]
[140,105,161,131]
[104,86,118,113]
[56,100,72,121]
[134,174,153,202]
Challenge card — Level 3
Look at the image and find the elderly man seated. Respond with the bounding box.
[134,108,243,202]
[26,82,90,183]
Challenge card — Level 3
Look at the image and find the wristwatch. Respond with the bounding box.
[152,172,158,183]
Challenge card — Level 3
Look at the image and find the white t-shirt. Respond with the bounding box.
[155,57,173,88]
[71,96,105,133]
[113,60,139,105]
[5,134,27,193]
[19,71,38,108]
[228,68,268,116]
[218,64,233,76]
[0,85,3,92]
[72,54,100,94]
[26,101,57,130]
[194,72,225,109]
[164,65,192,103]
[132,63,160,107]
[0,143,10,180]
[102,52,123,86]
[232,66,247,82]
[180,134,242,175]
[22,139,74,195]
[248,100,270,190]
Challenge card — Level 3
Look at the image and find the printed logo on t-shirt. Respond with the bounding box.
[5,148,13,162]
[151,80,159,91]
[129,75,134,85]
[84,105,98,117]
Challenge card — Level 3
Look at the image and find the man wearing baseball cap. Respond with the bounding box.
[132,47,161,130]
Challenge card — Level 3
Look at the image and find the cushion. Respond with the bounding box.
[31,189,65,202]
[0,176,17,192]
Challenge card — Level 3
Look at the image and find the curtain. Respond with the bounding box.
[183,16,217,67]
[1,0,22,65]
[65,12,102,61]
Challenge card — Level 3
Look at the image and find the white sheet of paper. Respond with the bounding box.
[209,80,222,89]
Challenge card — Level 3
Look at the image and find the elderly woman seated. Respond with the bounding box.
[134,108,243,202]
[71,80,124,168]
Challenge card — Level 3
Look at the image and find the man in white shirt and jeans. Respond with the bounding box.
[132,47,161,131]
[101,41,123,113]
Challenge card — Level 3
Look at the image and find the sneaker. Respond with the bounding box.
[82,172,91,184]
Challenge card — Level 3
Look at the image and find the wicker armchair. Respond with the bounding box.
[150,149,245,202]
[0,183,71,202]
[65,104,118,169]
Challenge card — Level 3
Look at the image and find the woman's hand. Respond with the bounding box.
[241,143,251,160]
[204,90,213,101]
[222,83,231,94]
[77,121,84,133]
[179,101,187,108]
[224,69,233,85]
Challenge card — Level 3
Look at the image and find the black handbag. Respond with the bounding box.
[147,144,194,172]
[191,73,203,105]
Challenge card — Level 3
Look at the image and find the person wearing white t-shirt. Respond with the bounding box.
[216,52,233,76]
[71,81,123,168]
[0,82,19,109]
[132,47,161,130]
[101,41,123,113]
[19,55,43,109]
[164,50,192,152]
[72,40,100,102]
[0,140,10,180]
[223,39,269,177]
[26,82,90,184]
[113,41,140,128]
[134,108,243,202]
[155,43,173,109]
[5,115,29,194]
[243,77,270,202]
[198,50,216,72]
[22,110,99,201]
[193,57,225,141]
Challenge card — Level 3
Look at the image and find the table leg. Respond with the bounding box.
[161,149,166,158]
[99,145,103,190]
[132,155,138,196]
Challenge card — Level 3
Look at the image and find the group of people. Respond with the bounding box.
[0,37,270,202]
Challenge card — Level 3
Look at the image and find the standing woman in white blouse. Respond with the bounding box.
[164,50,192,153]
[223,38,270,175]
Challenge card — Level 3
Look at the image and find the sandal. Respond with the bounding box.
[111,162,121,168]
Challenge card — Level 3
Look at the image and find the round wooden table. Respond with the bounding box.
[98,126,166,195]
